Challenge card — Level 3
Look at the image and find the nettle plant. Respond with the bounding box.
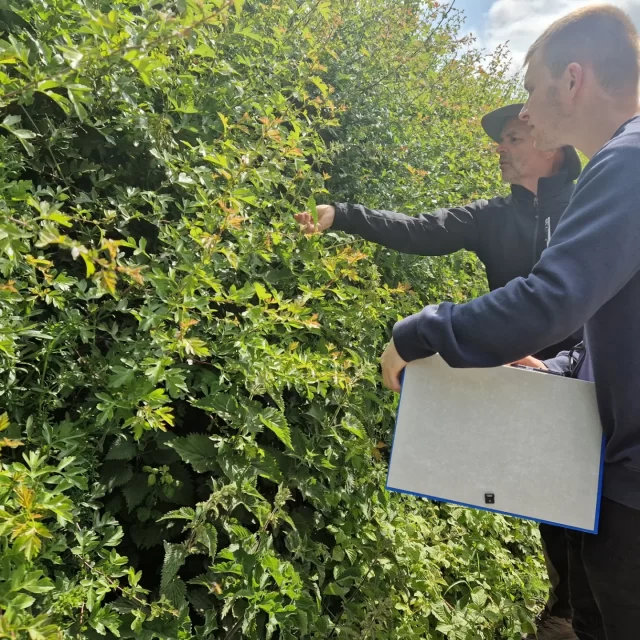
[0,0,546,638]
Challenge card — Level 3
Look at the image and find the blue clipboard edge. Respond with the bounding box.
[385,363,607,535]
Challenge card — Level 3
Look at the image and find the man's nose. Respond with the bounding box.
[519,104,530,122]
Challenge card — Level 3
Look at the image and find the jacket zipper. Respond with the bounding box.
[532,197,539,266]
[545,217,551,247]
[569,342,586,378]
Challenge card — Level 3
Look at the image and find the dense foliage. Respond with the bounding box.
[0,1,546,638]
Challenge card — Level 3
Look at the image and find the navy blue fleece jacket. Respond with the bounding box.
[392,116,640,510]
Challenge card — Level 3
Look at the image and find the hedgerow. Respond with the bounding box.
[0,1,545,638]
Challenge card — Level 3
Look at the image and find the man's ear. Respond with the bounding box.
[566,62,583,95]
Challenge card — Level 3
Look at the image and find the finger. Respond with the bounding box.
[382,360,396,392]
[390,367,402,393]
[294,214,316,235]
[380,357,390,389]
[382,366,391,390]
[298,213,322,235]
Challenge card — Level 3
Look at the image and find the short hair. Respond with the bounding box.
[525,5,640,98]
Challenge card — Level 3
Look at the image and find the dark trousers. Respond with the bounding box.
[567,497,640,639]
[540,523,572,617]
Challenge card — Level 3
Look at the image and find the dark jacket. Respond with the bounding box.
[392,116,640,510]
[333,164,581,358]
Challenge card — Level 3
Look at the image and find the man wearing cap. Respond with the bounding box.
[295,103,581,639]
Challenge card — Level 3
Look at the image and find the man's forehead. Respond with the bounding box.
[524,50,543,82]
[501,117,530,137]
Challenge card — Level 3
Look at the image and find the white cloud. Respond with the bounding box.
[483,0,640,71]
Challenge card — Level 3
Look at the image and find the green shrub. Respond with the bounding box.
[0,1,546,638]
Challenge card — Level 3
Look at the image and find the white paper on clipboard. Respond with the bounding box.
[386,355,605,533]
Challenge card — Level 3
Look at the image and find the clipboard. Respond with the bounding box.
[386,355,605,533]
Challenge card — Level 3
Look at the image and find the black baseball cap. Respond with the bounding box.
[481,103,581,181]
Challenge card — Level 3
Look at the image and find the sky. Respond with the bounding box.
[456,0,640,70]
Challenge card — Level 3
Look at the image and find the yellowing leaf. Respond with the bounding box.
[219,248,238,269]
[304,313,321,329]
[97,269,117,295]
[310,76,329,97]
[81,253,95,277]
[0,438,23,449]
[227,215,247,229]
[0,412,8,432]
[15,485,35,510]
[0,280,18,293]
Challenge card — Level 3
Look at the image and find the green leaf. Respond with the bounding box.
[323,582,349,597]
[318,0,332,21]
[297,610,308,636]
[5,128,35,156]
[196,523,218,558]
[165,369,188,397]
[100,461,134,488]
[254,282,269,301]
[161,542,187,592]
[158,507,195,522]
[253,451,283,483]
[41,89,72,114]
[106,437,137,461]
[14,530,43,561]
[233,26,263,42]
[10,593,36,609]
[108,365,136,388]
[123,474,150,510]
[259,410,293,450]
[163,577,187,608]
[126,54,165,86]
[36,223,64,247]
[341,416,365,439]
[191,43,217,58]
[167,435,218,472]
[58,44,83,68]
[43,212,73,227]
[471,588,488,607]
[307,196,317,225]
[20,571,54,594]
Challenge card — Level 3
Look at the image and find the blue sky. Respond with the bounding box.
[456,0,493,35]
[453,0,640,70]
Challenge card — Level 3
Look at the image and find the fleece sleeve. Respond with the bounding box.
[392,144,640,367]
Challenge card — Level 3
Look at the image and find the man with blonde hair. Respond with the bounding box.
[380,5,640,638]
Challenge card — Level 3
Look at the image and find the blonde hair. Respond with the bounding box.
[525,5,640,98]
